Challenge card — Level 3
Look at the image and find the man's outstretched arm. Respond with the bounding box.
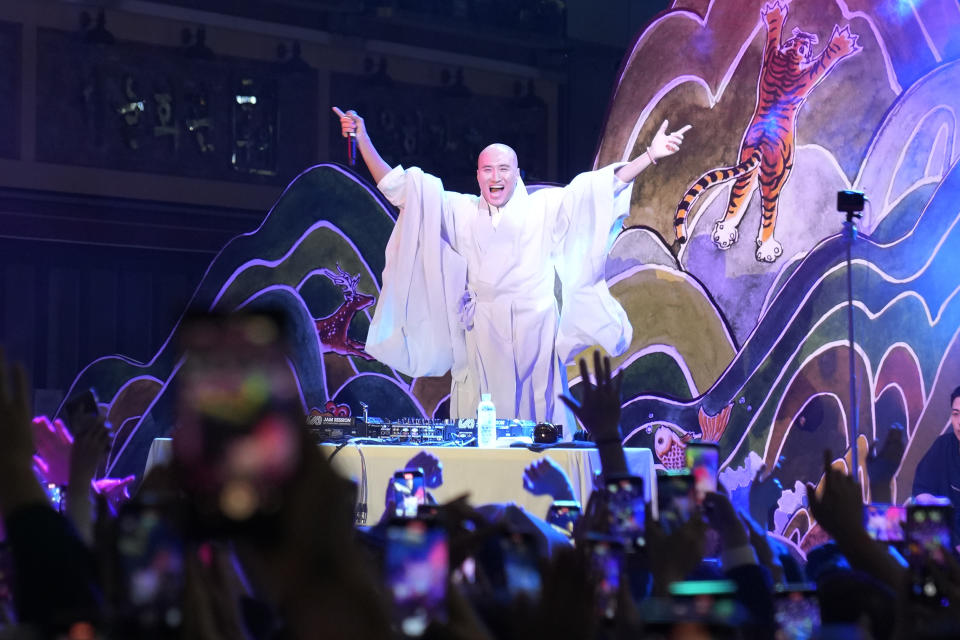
[332,107,392,184]
[614,120,691,183]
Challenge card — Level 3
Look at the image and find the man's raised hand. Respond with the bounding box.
[331,106,393,182]
[332,106,364,139]
[648,120,692,160]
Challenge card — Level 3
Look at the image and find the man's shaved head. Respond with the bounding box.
[479,143,517,166]
[477,143,520,207]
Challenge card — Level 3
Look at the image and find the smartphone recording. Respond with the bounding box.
[546,500,581,536]
[864,504,906,542]
[499,532,542,600]
[172,311,304,534]
[773,583,820,640]
[116,501,185,637]
[684,442,719,504]
[386,519,448,637]
[604,475,646,545]
[906,504,954,563]
[585,536,624,621]
[393,469,426,519]
[657,470,695,533]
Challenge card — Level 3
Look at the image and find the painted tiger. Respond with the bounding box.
[672,0,861,262]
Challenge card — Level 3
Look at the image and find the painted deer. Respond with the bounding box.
[314,264,375,360]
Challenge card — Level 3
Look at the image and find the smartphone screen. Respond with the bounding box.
[44,483,64,513]
[546,500,581,536]
[173,312,303,528]
[684,443,719,503]
[500,532,541,599]
[864,504,906,542]
[393,470,426,519]
[386,519,448,637]
[773,584,820,640]
[586,536,623,621]
[657,470,695,533]
[604,476,645,545]
[116,503,185,636]
[906,505,953,563]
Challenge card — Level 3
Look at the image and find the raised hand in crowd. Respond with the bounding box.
[181,543,253,640]
[30,416,73,487]
[867,423,905,503]
[432,495,507,571]
[65,409,112,544]
[806,449,905,591]
[423,580,496,640]
[745,459,783,529]
[232,431,392,640]
[522,458,575,501]
[532,545,597,640]
[703,491,777,638]
[0,349,103,633]
[560,351,621,442]
[806,450,865,544]
[93,475,136,511]
[407,450,445,489]
[0,349,46,515]
[740,510,785,585]
[703,491,750,553]
[559,352,628,477]
[645,504,708,597]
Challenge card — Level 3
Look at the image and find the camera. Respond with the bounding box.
[837,190,865,213]
[534,422,560,444]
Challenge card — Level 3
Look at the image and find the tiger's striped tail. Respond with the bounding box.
[672,149,762,251]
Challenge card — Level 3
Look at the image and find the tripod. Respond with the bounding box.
[839,190,866,483]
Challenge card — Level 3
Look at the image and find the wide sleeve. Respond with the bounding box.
[365,166,468,377]
[553,163,634,364]
[377,164,408,209]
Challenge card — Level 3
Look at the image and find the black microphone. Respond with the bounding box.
[347,132,357,166]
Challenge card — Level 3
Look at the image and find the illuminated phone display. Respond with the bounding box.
[604,476,645,544]
[386,520,448,637]
[864,504,906,542]
[684,442,719,503]
[393,469,426,519]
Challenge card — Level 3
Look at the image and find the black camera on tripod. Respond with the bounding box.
[837,190,866,216]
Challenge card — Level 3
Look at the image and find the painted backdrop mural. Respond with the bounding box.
[597,0,960,554]
[59,0,960,557]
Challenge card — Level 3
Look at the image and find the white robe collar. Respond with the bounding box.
[478,177,528,229]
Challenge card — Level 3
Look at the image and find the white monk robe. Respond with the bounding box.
[365,163,634,428]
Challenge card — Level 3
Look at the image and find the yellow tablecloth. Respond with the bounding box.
[144,438,655,524]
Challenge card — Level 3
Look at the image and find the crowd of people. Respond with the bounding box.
[3,342,960,640]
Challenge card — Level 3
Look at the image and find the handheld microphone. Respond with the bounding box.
[347,132,357,166]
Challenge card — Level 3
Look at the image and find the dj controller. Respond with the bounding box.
[306,415,562,445]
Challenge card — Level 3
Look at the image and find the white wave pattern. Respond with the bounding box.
[774,481,809,535]
[718,450,765,514]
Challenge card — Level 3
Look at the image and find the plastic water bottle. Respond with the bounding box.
[477,393,497,448]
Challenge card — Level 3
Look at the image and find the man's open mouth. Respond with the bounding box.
[490,185,504,192]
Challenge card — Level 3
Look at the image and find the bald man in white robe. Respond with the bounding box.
[333,107,689,429]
